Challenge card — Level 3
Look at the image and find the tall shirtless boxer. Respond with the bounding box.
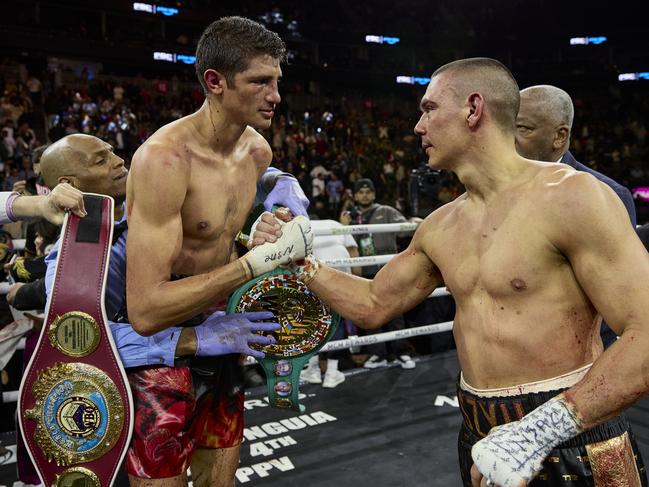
[284,58,649,486]
[125,17,312,487]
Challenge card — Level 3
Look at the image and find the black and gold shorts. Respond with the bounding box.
[457,384,647,486]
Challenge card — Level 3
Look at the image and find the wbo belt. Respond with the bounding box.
[228,268,339,412]
[18,194,133,487]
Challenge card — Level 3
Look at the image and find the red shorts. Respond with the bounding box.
[125,365,244,478]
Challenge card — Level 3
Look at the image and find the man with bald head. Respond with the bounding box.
[516,85,636,226]
[266,58,649,486]
[516,85,637,349]
[40,133,129,218]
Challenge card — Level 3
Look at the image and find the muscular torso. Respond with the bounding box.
[129,118,268,276]
[423,164,603,388]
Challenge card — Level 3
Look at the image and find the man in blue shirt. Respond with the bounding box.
[515,85,637,347]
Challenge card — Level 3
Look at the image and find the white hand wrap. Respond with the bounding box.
[471,395,582,486]
[289,255,321,284]
[241,215,313,278]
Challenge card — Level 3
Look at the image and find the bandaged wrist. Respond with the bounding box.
[241,241,285,278]
[471,395,583,486]
[291,255,321,284]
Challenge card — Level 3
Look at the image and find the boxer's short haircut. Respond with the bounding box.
[433,57,520,133]
[195,16,287,93]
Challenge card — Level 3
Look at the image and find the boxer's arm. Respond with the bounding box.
[550,173,649,426]
[126,145,250,335]
[306,219,441,328]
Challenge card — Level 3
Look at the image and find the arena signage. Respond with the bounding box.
[133,2,179,16]
[152,52,196,64]
[570,36,607,45]
[396,76,431,85]
[365,35,400,45]
[237,408,338,483]
[619,72,649,81]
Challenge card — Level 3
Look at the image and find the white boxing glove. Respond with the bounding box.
[241,215,313,278]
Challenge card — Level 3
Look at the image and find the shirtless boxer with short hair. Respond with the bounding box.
[126,17,312,487]
[286,58,649,486]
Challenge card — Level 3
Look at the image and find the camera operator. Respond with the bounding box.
[408,164,443,218]
[340,178,418,369]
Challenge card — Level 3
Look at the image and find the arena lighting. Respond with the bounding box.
[632,188,649,202]
[133,2,153,13]
[570,36,607,45]
[176,54,196,64]
[365,35,400,45]
[156,6,179,16]
[153,51,174,62]
[618,72,649,81]
[396,76,431,85]
[153,51,194,64]
[133,2,179,16]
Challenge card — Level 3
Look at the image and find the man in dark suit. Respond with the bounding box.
[638,224,649,251]
[516,84,637,347]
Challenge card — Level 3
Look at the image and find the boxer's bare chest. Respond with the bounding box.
[430,189,561,302]
[173,146,263,275]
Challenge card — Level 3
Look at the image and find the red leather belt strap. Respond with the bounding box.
[18,194,133,487]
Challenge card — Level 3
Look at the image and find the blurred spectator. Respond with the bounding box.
[341,178,416,369]
[300,218,359,388]
[26,75,42,107]
[325,172,344,213]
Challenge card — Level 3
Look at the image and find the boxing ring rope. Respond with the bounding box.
[313,222,418,236]
[320,320,454,352]
[323,254,394,268]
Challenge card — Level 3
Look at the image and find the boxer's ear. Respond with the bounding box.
[203,69,227,95]
[466,92,484,129]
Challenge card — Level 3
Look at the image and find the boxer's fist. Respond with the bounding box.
[241,216,313,278]
[249,209,293,247]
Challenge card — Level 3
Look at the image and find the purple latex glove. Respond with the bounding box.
[264,177,309,217]
[194,311,280,359]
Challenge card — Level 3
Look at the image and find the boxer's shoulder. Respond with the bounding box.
[242,126,273,166]
[130,128,194,182]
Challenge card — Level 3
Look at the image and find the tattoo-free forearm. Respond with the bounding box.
[127,259,250,335]
[307,265,386,328]
[562,328,649,429]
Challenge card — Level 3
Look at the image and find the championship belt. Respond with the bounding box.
[18,194,133,487]
[228,268,339,412]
